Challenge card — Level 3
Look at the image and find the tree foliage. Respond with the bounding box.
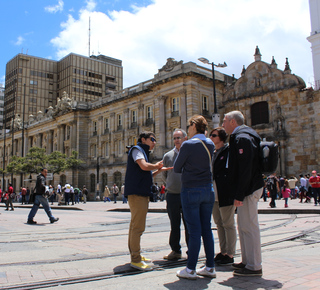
[6,147,85,175]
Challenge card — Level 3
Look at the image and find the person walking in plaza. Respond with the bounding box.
[103,185,111,202]
[112,184,119,203]
[6,183,14,211]
[288,176,298,199]
[222,110,264,277]
[267,174,279,208]
[82,185,88,203]
[124,131,169,271]
[27,168,59,224]
[56,183,63,205]
[162,128,189,261]
[21,187,27,205]
[64,182,71,205]
[282,180,290,208]
[73,186,80,204]
[299,174,307,203]
[174,115,216,280]
[309,170,320,205]
[210,127,237,266]
[121,183,127,203]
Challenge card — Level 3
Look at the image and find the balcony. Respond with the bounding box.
[171,111,179,118]
[131,122,137,129]
[145,118,154,127]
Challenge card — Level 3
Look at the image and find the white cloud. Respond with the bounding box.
[50,0,313,88]
[15,36,25,46]
[45,0,64,13]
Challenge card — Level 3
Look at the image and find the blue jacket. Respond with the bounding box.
[124,143,153,197]
[174,134,215,188]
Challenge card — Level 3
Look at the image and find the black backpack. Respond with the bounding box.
[260,141,279,175]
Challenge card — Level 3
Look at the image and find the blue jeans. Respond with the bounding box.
[28,195,55,221]
[181,183,215,270]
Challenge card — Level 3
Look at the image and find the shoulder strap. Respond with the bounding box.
[195,138,213,174]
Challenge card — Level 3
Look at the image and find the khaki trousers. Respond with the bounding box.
[237,187,263,271]
[128,195,149,263]
[212,201,237,256]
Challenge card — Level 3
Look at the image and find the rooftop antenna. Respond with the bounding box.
[88,17,91,57]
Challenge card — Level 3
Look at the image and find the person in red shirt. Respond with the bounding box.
[21,187,27,205]
[6,183,14,211]
[309,170,320,205]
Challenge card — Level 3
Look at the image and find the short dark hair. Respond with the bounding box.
[210,127,228,143]
[138,132,155,143]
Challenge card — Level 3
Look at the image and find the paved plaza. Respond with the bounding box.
[0,198,320,289]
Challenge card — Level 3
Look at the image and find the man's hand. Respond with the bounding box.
[234,200,243,207]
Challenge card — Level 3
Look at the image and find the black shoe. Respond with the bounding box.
[50,217,59,224]
[232,262,246,269]
[214,253,225,263]
[27,220,37,224]
[219,255,234,265]
[233,267,262,277]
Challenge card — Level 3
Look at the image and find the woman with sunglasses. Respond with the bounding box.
[174,115,216,279]
[209,127,236,266]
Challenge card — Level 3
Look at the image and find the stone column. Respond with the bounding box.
[179,89,187,130]
[157,95,167,147]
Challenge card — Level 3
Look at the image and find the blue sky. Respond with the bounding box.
[0,0,314,88]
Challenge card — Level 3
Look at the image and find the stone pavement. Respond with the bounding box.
[0,197,320,289]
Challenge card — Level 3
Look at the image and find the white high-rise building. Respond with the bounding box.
[308,0,320,90]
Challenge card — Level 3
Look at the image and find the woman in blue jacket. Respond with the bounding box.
[174,115,216,280]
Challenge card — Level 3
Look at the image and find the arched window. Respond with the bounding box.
[113,171,122,188]
[251,101,269,126]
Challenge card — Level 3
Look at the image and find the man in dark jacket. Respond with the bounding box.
[27,168,59,224]
[124,132,169,271]
[223,111,264,277]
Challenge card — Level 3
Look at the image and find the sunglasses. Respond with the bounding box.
[150,137,157,142]
[210,134,218,138]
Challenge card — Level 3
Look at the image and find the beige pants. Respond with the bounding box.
[128,195,149,263]
[212,201,237,256]
[237,188,263,271]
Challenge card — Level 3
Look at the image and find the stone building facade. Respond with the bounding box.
[1,49,319,196]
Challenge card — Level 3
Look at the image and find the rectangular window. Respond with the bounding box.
[105,118,109,129]
[146,106,153,119]
[172,97,179,112]
[118,114,122,126]
[202,95,208,111]
[132,110,137,123]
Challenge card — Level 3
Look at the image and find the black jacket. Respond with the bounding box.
[228,125,264,201]
[213,143,234,207]
[35,173,46,195]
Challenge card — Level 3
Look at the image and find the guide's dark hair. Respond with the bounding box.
[138,132,155,143]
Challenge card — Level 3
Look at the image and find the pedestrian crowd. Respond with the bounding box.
[2,109,320,283]
[264,170,320,208]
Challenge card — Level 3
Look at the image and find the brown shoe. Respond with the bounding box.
[233,267,262,277]
[163,251,182,260]
[232,262,246,269]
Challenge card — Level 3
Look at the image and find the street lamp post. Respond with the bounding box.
[96,156,100,201]
[198,57,227,128]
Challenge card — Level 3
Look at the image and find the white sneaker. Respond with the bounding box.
[176,268,197,280]
[196,266,217,278]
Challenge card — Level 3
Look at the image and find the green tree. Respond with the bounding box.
[6,147,84,176]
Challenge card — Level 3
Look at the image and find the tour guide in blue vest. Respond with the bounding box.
[124,132,172,271]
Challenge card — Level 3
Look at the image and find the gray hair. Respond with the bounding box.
[225,110,244,126]
[173,128,187,137]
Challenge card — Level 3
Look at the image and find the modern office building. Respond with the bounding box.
[4,53,123,128]
[0,84,4,134]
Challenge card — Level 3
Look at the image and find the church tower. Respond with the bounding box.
[307,0,320,90]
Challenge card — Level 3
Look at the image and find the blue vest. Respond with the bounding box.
[124,143,153,197]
